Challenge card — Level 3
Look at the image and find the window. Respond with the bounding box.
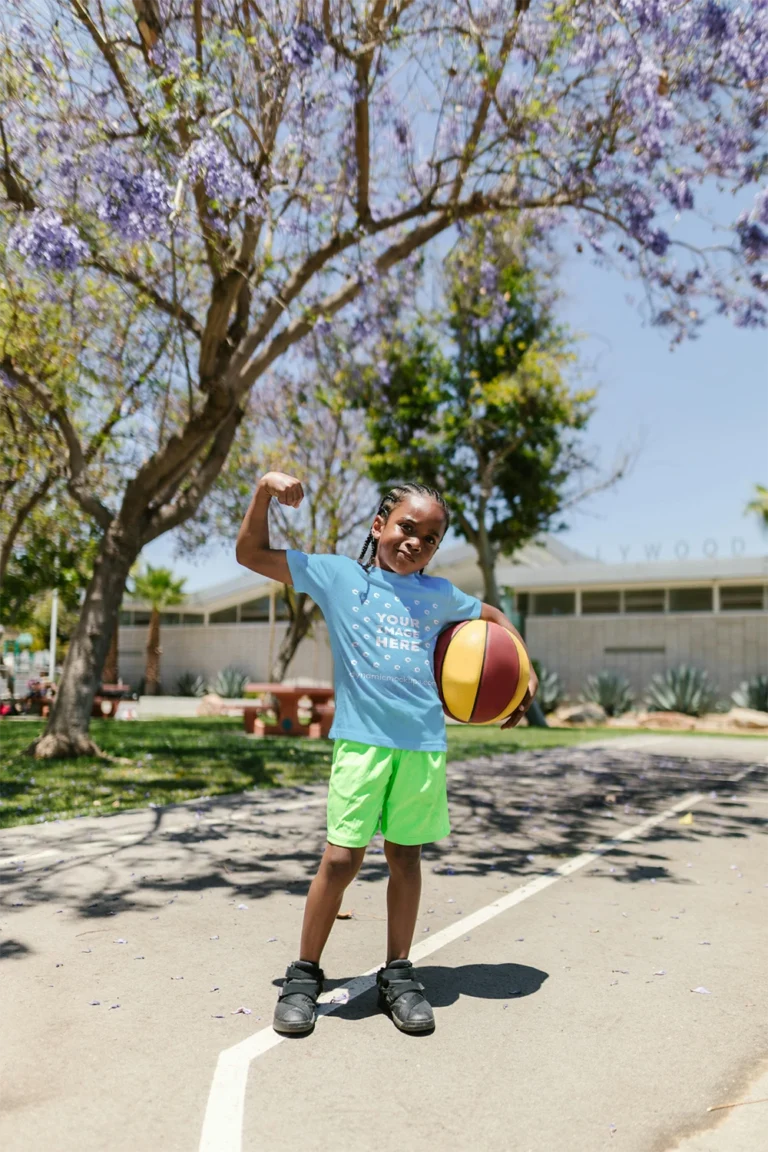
[515,592,530,614]
[240,598,270,622]
[720,585,765,611]
[531,592,575,616]
[209,606,238,623]
[119,611,133,625]
[181,613,203,625]
[668,587,712,613]
[160,612,180,625]
[132,611,151,626]
[582,590,621,615]
[624,588,665,614]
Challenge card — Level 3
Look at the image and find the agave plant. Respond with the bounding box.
[582,671,634,717]
[731,674,768,712]
[531,661,563,714]
[645,665,716,717]
[176,672,208,698]
[211,666,250,698]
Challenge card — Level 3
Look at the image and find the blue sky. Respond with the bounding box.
[146,211,768,591]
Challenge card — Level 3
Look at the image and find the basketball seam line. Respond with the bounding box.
[469,618,488,723]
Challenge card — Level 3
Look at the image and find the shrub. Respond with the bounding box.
[531,660,563,713]
[582,671,634,716]
[176,672,207,698]
[211,666,249,698]
[645,665,716,717]
[732,674,768,712]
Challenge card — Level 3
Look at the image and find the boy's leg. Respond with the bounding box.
[274,842,364,1035]
[383,841,422,963]
[299,842,366,964]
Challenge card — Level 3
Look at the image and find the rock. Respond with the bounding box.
[551,702,607,725]
[638,711,696,731]
[726,707,768,730]
[196,693,226,717]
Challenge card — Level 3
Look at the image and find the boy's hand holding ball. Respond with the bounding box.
[259,471,304,508]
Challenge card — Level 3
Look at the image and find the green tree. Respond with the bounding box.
[362,220,620,607]
[746,485,768,530]
[129,564,186,695]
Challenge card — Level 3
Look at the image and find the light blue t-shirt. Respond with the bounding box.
[287,551,483,752]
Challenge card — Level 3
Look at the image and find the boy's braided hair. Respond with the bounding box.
[357,482,450,573]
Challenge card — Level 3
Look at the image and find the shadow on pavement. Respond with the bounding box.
[1,746,766,931]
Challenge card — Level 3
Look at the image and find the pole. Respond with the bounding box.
[49,588,58,680]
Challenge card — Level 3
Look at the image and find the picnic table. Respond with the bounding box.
[243,683,334,738]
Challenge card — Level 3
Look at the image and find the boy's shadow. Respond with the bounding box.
[329,962,548,1023]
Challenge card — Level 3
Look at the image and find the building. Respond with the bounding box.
[118,539,768,699]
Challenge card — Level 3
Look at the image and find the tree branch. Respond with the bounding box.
[141,403,245,542]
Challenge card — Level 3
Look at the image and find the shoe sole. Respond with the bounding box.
[272,1016,316,1035]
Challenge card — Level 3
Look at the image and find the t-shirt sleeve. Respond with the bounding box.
[444,580,483,624]
[286,550,338,607]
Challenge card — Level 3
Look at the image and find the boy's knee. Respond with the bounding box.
[323,843,362,884]
[384,841,422,873]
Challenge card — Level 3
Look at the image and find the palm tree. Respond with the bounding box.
[746,484,768,530]
[130,564,186,695]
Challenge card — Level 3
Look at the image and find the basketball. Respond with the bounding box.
[434,619,531,725]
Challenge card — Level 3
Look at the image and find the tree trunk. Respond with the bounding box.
[144,608,161,694]
[26,524,139,758]
[476,523,502,608]
[103,623,119,684]
[270,593,319,681]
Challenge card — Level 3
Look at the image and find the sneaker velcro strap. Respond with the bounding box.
[379,978,425,1000]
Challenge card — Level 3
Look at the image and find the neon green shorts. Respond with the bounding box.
[326,740,451,849]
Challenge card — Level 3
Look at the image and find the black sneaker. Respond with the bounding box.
[273,960,324,1035]
[376,959,435,1033]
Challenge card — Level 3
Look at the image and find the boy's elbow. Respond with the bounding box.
[235,539,254,569]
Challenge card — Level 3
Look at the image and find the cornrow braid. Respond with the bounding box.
[357,482,450,573]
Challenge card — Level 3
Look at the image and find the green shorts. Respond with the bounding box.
[326,739,451,849]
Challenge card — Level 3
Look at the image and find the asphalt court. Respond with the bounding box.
[1,735,766,1152]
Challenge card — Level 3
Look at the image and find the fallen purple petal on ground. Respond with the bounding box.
[89,1000,100,1006]
[114,938,127,944]
[654,970,666,976]
[210,935,219,940]
[266,936,277,942]
[232,1006,252,1014]
[691,986,712,994]
[237,904,248,910]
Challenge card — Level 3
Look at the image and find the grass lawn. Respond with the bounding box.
[0,718,612,830]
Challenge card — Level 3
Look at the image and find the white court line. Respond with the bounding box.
[200,776,767,1152]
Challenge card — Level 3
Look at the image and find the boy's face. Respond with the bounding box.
[371,494,447,575]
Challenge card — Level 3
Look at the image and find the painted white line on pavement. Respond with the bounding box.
[199,783,741,1152]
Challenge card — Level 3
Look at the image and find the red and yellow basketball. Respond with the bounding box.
[434,619,530,725]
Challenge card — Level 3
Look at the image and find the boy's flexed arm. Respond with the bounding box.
[479,602,539,729]
[235,472,304,584]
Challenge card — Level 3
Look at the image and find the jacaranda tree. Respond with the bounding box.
[1,0,766,755]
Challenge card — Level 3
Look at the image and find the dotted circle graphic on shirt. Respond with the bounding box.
[415,599,420,604]
[363,616,370,623]
[353,624,359,630]
[395,665,400,670]
[374,662,380,668]
[352,588,359,594]
[385,602,391,608]
[432,603,438,608]
[405,658,411,663]
[352,606,359,612]
[351,660,357,666]
[415,667,421,673]
[385,655,391,660]
[374,593,380,598]
[363,652,369,657]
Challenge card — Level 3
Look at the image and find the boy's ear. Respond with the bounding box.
[370,513,384,539]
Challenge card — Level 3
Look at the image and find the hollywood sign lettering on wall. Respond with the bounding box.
[594,538,750,562]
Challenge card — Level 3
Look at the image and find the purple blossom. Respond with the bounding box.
[737,220,768,264]
[183,135,259,207]
[284,23,324,72]
[98,165,171,240]
[701,2,730,44]
[662,178,694,212]
[9,210,88,272]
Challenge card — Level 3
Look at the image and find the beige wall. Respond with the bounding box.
[526,612,768,698]
[117,621,333,690]
[118,611,767,701]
